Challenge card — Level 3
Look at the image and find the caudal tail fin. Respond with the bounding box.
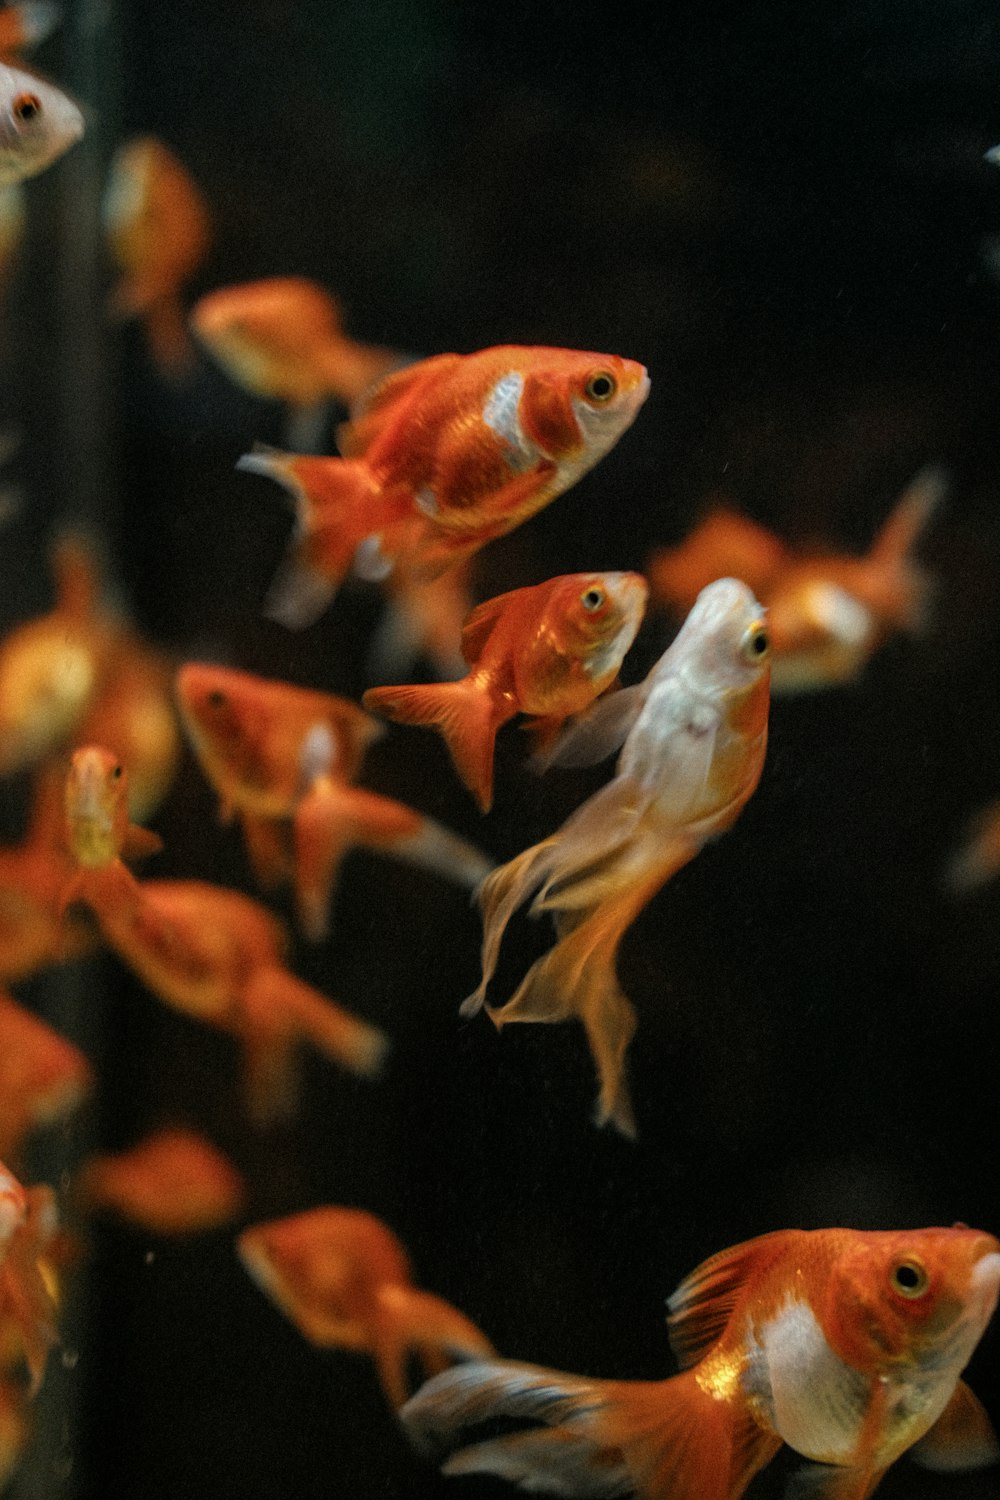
[402,1359,779,1500]
[370,1284,495,1410]
[235,446,383,627]
[867,463,948,632]
[363,679,513,812]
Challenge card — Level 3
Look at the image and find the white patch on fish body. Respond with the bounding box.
[481,372,537,472]
[298,722,335,791]
[353,533,395,581]
[801,583,874,647]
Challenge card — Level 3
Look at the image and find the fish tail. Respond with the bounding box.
[140,295,196,381]
[460,838,562,1018]
[370,1284,495,1410]
[242,965,388,1087]
[402,1360,779,1500]
[239,812,294,890]
[363,679,513,812]
[235,446,381,626]
[867,463,948,631]
[942,800,1000,895]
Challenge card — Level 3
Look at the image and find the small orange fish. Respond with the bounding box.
[646,467,945,693]
[0,991,91,1161]
[176,664,494,941]
[237,344,650,626]
[78,1128,244,1235]
[0,1162,58,1393]
[403,1224,1000,1500]
[364,571,649,812]
[464,578,770,1135]
[61,746,387,1122]
[239,1206,494,1410]
[102,136,211,377]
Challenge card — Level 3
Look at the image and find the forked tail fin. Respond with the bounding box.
[370,1284,495,1410]
[402,1360,780,1500]
[363,679,514,812]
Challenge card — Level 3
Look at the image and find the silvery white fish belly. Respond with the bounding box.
[482,372,538,470]
[0,63,84,186]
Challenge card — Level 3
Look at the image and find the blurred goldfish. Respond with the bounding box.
[0,57,81,186]
[102,136,211,377]
[464,578,770,1135]
[942,799,1000,894]
[238,345,649,627]
[0,990,91,1161]
[176,663,494,941]
[0,1163,57,1392]
[61,746,387,1122]
[192,276,403,450]
[646,466,945,693]
[239,1207,494,1410]
[364,571,649,812]
[403,1224,1000,1500]
[0,1377,27,1490]
[0,766,94,982]
[369,558,474,682]
[78,1127,244,1235]
[0,5,60,58]
[77,633,180,822]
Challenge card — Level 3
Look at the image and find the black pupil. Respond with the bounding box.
[583,590,602,609]
[751,631,768,655]
[895,1263,921,1289]
[112,766,122,780]
[588,374,613,399]
[15,96,39,121]
[208,690,226,707]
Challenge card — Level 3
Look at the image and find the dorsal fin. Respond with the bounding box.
[336,354,462,458]
[51,534,101,620]
[868,464,947,567]
[667,1230,796,1369]
[460,588,521,665]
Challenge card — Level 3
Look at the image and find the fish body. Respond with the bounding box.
[464,577,770,1134]
[403,1224,1000,1500]
[176,663,493,940]
[237,344,650,626]
[646,467,944,693]
[0,767,94,982]
[363,570,649,811]
[0,59,81,186]
[239,1206,494,1409]
[79,1128,244,1235]
[0,991,91,1161]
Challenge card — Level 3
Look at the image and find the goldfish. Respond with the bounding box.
[403,1224,1000,1500]
[363,571,649,812]
[175,663,494,941]
[646,466,945,693]
[0,5,60,58]
[463,577,770,1135]
[237,344,650,627]
[0,990,92,1161]
[238,1206,494,1410]
[61,746,388,1122]
[0,58,81,186]
[0,1162,57,1393]
[942,798,1000,894]
[102,136,212,377]
[78,1127,244,1235]
[191,276,403,451]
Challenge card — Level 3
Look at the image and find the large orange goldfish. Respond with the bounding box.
[239,1207,494,1410]
[175,663,493,941]
[237,344,649,626]
[0,991,92,1161]
[0,1162,57,1393]
[61,746,387,1122]
[464,577,770,1135]
[78,1128,245,1235]
[363,571,649,812]
[646,466,945,693]
[403,1224,1000,1500]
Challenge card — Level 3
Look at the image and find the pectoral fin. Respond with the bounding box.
[910,1380,1000,1472]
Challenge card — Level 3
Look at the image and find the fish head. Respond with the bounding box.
[670,576,771,694]
[191,278,343,402]
[542,570,649,680]
[821,1226,1000,1373]
[0,65,83,187]
[515,349,649,464]
[64,744,129,869]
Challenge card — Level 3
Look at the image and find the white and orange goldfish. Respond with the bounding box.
[0,991,91,1161]
[0,56,81,187]
[78,1128,244,1235]
[239,1206,494,1410]
[175,663,493,941]
[364,571,649,812]
[403,1224,1000,1500]
[61,746,387,1122]
[102,136,211,377]
[237,344,649,626]
[646,467,945,693]
[464,577,770,1135]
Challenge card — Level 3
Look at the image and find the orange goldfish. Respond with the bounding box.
[0,991,91,1161]
[363,571,649,812]
[403,1224,1000,1500]
[464,577,770,1135]
[0,5,60,58]
[0,1162,57,1392]
[102,136,211,377]
[78,1127,244,1235]
[237,344,650,626]
[646,466,945,693]
[61,746,387,1121]
[175,663,494,941]
[239,1207,494,1410]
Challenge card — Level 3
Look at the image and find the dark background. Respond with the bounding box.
[7,1,1000,1496]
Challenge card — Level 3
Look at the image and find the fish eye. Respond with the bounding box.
[12,93,42,124]
[584,371,617,404]
[890,1258,929,1298]
[111,764,123,781]
[207,689,227,708]
[581,587,605,611]
[739,622,770,663]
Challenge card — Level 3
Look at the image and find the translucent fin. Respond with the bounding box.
[370,1284,495,1410]
[363,678,513,811]
[910,1380,1000,1472]
[667,1231,798,1369]
[535,683,648,771]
